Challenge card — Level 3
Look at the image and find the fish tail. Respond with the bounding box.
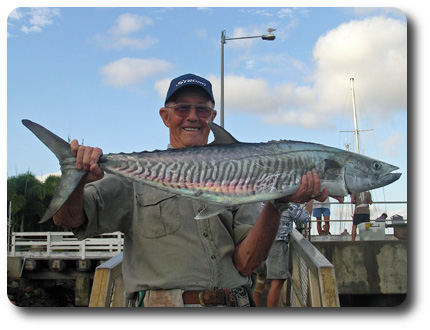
[21,120,86,223]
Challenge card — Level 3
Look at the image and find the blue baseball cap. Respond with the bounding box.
[165,73,215,105]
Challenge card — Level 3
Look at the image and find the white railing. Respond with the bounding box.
[8,231,124,260]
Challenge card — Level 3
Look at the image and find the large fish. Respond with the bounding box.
[22,119,401,222]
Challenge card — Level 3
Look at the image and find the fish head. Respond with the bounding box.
[344,154,401,193]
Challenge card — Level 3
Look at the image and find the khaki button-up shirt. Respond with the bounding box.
[73,174,260,298]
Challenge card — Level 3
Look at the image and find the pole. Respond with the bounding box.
[8,201,12,252]
[220,30,226,127]
[350,77,360,154]
[220,29,275,128]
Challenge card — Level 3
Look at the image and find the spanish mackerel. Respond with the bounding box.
[22,119,401,222]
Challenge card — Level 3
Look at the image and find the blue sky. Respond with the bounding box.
[6,6,407,220]
[4,1,430,324]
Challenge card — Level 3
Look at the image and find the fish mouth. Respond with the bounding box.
[367,170,402,192]
[345,165,402,194]
[377,172,402,188]
[381,164,401,185]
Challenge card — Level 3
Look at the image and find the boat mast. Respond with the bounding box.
[350,77,360,154]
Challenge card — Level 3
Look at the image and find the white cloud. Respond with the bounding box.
[109,13,152,36]
[310,16,407,115]
[217,16,406,129]
[207,75,278,113]
[154,78,172,100]
[8,8,60,35]
[8,8,23,21]
[277,8,294,19]
[21,25,42,34]
[93,13,156,50]
[100,58,174,87]
[36,172,61,182]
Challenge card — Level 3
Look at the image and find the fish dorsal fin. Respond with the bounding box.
[207,121,240,145]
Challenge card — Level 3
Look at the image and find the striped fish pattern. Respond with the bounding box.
[22,119,401,221]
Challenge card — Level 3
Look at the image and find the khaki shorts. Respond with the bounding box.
[266,240,289,280]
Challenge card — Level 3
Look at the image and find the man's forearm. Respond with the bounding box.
[52,181,88,228]
[233,202,280,276]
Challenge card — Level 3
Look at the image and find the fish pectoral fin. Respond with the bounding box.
[194,204,227,220]
[324,159,342,170]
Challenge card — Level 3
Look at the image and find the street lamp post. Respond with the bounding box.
[220,28,276,127]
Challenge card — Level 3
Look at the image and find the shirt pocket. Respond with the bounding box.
[135,188,181,239]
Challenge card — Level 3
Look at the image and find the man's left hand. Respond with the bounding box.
[278,171,344,204]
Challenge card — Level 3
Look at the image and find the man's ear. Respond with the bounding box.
[159,108,170,127]
[211,110,217,121]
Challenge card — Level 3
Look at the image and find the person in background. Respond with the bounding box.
[340,228,349,236]
[253,203,310,307]
[350,191,373,241]
[312,197,331,235]
[376,213,388,221]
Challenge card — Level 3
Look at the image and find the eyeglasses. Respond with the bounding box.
[165,103,214,119]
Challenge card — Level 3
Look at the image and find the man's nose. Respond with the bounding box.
[186,106,199,120]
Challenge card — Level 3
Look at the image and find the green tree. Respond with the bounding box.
[42,175,61,205]
[7,172,61,232]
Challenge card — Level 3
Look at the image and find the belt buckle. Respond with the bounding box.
[198,290,221,307]
[198,291,206,306]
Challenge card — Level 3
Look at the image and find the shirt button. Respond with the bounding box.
[197,203,205,213]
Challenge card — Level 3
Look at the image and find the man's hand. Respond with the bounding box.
[52,140,104,228]
[278,171,344,204]
[70,139,104,183]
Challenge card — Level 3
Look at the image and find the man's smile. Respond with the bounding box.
[183,127,201,132]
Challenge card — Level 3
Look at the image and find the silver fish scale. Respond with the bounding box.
[101,143,325,204]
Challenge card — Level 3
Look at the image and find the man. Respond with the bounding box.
[53,73,336,307]
[350,191,373,241]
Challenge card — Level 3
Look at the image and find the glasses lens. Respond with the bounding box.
[172,104,212,118]
[195,105,212,118]
[173,104,191,117]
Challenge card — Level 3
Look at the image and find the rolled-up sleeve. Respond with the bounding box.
[72,174,133,239]
[231,202,261,244]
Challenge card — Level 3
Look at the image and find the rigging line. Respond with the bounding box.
[350,81,388,215]
[369,129,388,211]
[338,84,353,150]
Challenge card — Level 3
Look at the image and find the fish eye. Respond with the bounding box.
[372,161,382,171]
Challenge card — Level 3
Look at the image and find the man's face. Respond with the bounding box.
[159,89,217,148]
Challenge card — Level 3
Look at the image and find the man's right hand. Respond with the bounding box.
[70,139,104,183]
[52,141,104,228]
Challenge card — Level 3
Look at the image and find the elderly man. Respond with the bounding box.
[53,73,334,307]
